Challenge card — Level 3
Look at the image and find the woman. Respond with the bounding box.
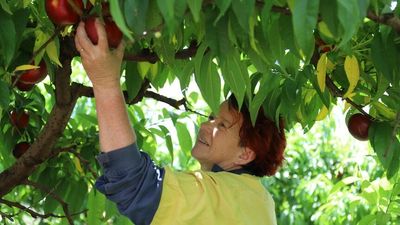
[75,19,286,225]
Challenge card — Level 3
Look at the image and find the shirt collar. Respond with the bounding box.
[211,164,255,175]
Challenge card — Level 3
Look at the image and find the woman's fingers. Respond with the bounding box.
[115,40,125,59]
[75,22,94,52]
[95,18,109,51]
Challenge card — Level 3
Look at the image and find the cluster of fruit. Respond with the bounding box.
[45,0,123,48]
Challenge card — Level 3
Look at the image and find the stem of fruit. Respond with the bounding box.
[67,0,83,17]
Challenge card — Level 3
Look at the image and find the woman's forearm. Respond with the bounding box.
[93,85,136,152]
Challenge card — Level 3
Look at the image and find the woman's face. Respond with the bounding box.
[191,101,254,171]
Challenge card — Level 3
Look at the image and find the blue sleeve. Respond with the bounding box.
[95,143,165,225]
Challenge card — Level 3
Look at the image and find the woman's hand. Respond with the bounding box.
[74,19,125,90]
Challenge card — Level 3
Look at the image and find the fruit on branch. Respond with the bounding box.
[45,0,84,25]
[18,60,48,84]
[12,142,30,158]
[13,78,35,92]
[347,113,372,141]
[315,37,333,53]
[84,16,123,48]
[10,110,29,129]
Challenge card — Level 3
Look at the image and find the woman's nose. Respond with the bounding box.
[200,120,215,132]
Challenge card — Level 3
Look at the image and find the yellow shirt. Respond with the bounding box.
[151,167,277,225]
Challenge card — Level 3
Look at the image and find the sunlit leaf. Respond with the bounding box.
[316,52,328,92]
[343,55,359,98]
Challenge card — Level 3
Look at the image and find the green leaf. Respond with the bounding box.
[320,0,339,37]
[231,0,255,32]
[175,60,194,90]
[0,0,12,14]
[109,0,133,40]
[291,0,319,61]
[12,9,30,50]
[220,51,248,109]
[194,42,209,79]
[369,121,400,179]
[154,36,175,65]
[87,189,106,225]
[214,0,232,24]
[186,0,202,22]
[264,14,284,62]
[0,9,16,67]
[65,179,88,214]
[125,61,144,101]
[337,0,362,47]
[157,0,175,33]
[249,72,281,125]
[195,51,221,113]
[0,80,9,110]
[371,30,399,84]
[176,122,192,153]
[146,0,163,31]
[124,0,148,36]
[159,125,174,164]
[43,178,70,214]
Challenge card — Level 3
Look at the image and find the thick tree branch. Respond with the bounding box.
[0,54,77,197]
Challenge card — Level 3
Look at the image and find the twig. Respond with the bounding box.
[21,180,75,225]
[0,211,14,223]
[124,41,198,63]
[66,148,98,179]
[325,76,372,119]
[144,91,186,109]
[0,198,86,221]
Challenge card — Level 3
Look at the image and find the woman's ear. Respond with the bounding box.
[236,147,256,166]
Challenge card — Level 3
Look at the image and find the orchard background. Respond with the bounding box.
[1,0,400,224]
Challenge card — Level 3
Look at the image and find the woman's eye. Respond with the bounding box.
[218,122,226,128]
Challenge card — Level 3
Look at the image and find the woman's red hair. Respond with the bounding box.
[228,96,286,177]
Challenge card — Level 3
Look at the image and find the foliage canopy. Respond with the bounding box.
[0,0,400,224]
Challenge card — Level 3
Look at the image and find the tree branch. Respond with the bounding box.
[367,11,400,33]
[0,198,86,223]
[123,41,198,63]
[63,148,98,179]
[144,91,186,109]
[21,180,83,225]
[310,47,373,119]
